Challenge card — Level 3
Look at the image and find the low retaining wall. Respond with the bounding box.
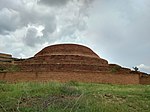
[0,72,140,84]
[140,75,150,85]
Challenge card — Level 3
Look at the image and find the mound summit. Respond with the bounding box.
[0,44,150,84]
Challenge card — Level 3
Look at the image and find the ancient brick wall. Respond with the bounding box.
[16,55,108,66]
[1,44,149,85]
[0,72,140,84]
[18,64,110,72]
[0,53,12,58]
[0,53,13,64]
[140,75,150,84]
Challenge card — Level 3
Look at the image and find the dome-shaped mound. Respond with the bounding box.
[17,44,109,72]
[35,44,99,58]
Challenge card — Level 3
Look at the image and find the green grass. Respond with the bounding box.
[0,81,150,112]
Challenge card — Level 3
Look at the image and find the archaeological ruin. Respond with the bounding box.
[0,44,150,84]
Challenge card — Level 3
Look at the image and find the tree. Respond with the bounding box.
[132,66,139,72]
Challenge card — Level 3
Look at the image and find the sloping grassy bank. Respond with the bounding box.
[0,81,150,112]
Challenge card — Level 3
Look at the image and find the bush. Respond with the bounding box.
[66,80,79,86]
[0,66,6,72]
[59,83,82,96]
[110,66,121,73]
[7,65,21,72]
[132,66,139,72]
[0,65,20,72]
[0,80,7,84]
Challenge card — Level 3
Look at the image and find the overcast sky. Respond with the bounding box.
[0,0,150,73]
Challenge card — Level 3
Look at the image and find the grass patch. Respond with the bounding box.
[0,81,150,112]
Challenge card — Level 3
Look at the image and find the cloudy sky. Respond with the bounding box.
[0,0,150,73]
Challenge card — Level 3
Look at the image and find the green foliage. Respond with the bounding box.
[7,65,21,72]
[0,80,7,84]
[110,66,121,73]
[59,85,81,96]
[66,80,79,86]
[0,65,20,72]
[0,66,6,72]
[133,66,139,72]
[0,82,150,112]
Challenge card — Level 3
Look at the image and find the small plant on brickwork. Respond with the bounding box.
[0,67,4,72]
[7,65,21,72]
[110,66,121,73]
[132,66,139,72]
[0,66,6,72]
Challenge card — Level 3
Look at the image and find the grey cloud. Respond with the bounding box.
[38,0,70,6]
[0,8,20,34]
[37,0,94,43]
[0,0,22,10]
[0,0,57,44]
[137,64,150,74]
[41,16,57,37]
[0,0,94,58]
[24,27,39,47]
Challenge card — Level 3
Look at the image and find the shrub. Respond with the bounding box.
[66,80,79,86]
[110,66,121,73]
[0,66,6,72]
[7,65,20,72]
[0,65,20,72]
[59,84,81,96]
[132,66,139,72]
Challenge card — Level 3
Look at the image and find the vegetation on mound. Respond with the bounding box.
[0,65,20,72]
[0,81,150,112]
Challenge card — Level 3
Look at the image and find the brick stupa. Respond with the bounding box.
[18,44,110,72]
